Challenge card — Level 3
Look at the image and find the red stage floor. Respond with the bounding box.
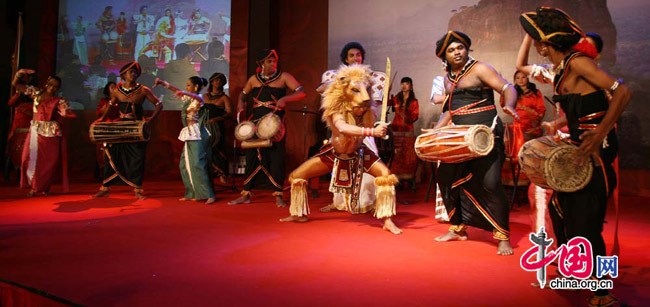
[0,180,648,306]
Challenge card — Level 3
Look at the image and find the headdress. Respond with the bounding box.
[119,62,141,77]
[519,7,583,50]
[435,31,471,59]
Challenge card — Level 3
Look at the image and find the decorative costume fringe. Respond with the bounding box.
[374,174,398,219]
[289,179,309,216]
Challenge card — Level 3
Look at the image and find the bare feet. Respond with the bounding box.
[228,195,250,205]
[497,240,514,256]
[205,198,216,205]
[26,189,35,198]
[92,189,109,198]
[435,231,468,242]
[219,176,228,184]
[275,196,287,208]
[179,198,192,201]
[135,192,147,200]
[382,218,402,234]
[279,215,308,223]
[319,204,339,213]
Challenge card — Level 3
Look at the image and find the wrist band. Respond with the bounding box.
[610,78,623,92]
[500,83,512,94]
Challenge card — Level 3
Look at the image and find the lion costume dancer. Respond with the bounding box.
[280,64,401,235]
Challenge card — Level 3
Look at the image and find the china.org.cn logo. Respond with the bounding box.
[519,227,618,291]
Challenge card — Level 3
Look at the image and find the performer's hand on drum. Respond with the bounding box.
[541,121,556,135]
[271,94,285,110]
[373,125,388,138]
[237,102,245,114]
[503,106,520,120]
[577,129,606,165]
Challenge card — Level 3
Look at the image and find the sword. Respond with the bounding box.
[530,226,554,289]
[375,57,391,140]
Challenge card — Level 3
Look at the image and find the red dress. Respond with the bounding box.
[514,90,545,139]
[390,96,419,132]
[20,96,69,193]
[389,96,419,178]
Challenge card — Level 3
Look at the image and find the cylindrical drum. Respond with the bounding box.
[518,136,593,192]
[415,125,494,163]
[89,121,149,144]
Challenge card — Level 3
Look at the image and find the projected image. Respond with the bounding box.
[56,0,231,110]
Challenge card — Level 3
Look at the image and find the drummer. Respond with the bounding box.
[519,8,630,305]
[92,62,163,200]
[432,31,519,256]
[227,49,306,207]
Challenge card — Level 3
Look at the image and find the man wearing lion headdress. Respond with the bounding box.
[280,64,401,235]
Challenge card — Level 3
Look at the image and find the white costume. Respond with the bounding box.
[133,14,155,60]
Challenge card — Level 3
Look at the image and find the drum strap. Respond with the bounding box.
[449,98,495,116]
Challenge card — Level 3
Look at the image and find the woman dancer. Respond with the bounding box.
[202,72,232,183]
[156,76,216,204]
[17,74,75,196]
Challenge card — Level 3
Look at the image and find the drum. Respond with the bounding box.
[256,114,285,142]
[102,31,118,43]
[234,121,255,141]
[89,121,150,144]
[415,125,494,163]
[518,136,593,192]
[503,123,524,162]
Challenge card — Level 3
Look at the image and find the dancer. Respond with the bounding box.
[6,69,36,180]
[318,42,385,214]
[156,76,216,204]
[520,8,630,305]
[93,62,162,200]
[17,74,75,197]
[280,64,401,234]
[228,49,306,207]
[202,72,232,183]
[433,31,518,255]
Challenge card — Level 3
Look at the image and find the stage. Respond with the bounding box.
[0,180,648,306]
